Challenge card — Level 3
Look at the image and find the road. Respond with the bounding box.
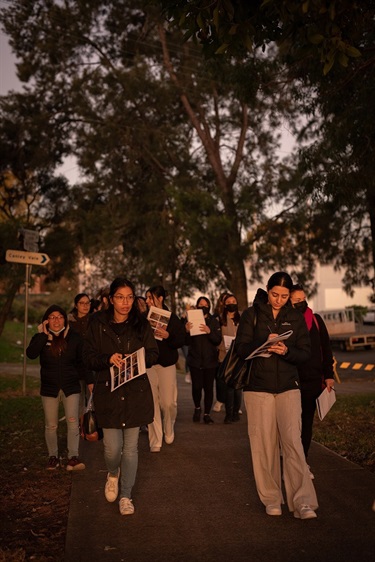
[333,347,375,382]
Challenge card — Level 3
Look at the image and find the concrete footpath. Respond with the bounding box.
[64,377,375,562]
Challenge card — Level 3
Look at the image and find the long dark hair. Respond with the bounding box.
[146,285,168,310]
[220,293,241,326]
[109,277,145,332]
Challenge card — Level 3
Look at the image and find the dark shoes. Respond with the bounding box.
[224,415,233,424]
[203,414,214,424]
[193,408,201,422]
[47,456,59,470]
[66,456,85,471]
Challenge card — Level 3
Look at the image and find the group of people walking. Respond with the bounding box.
[27,271,334,520]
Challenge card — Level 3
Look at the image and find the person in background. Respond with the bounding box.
[235,272,318,520]
[184,296,222,424]
[212,292,230,412]
[218,293,242,423]
[68,293,91,416]
[89,298,101,314]
[136,295,148,315]
[97,286,110,311]
[180,303,194,384]
[26,305,90,471]
[83,277,158,516]
[290,284,335,477]
[145,286,185,452]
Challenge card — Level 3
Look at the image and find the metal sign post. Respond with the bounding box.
[5,248,50,396]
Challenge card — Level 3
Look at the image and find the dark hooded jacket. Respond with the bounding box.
[83,309,159,429]
[235,289,311,393]
[26,305,86,398]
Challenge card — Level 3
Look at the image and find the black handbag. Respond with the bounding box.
[80,394,103,442]
[217,340,252,390]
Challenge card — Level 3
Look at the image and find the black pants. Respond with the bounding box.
[225,386,242,416]
[301,384,322,459]
[189,366,216,414]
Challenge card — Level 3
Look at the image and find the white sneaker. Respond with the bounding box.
[266,504,282,516]
[294,505,317,520]
[164,432,174,445]
[119,497,134,516]
[184,374,191,383]
[105,471,119,502]
[212,401,223,412]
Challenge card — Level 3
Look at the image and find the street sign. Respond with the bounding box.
[18,228,39,252]
[5,249,50,265]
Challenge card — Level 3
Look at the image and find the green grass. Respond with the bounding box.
[0,320,39,363]
[313,393,375,472]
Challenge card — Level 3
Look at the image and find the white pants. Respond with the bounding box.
[147,364,177,449]
[244,390,318,512]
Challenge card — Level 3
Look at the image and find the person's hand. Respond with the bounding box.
[186,321,193,332]
[199,323,210,334]
[109,353,124,368]
[155,326,169,339]
[42,320,50,335]
[325,378,335,392]
[267,334,287,355]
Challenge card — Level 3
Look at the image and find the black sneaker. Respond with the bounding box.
[193,408,201,422]
[203,414,214,424]
[47,456,60,470]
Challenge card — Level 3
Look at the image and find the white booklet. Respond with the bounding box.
[223,335,235,351]
[110,347,146,392]
[187,308,205,336]
[147,306,171,340]
[316,387,336,420]
[245,330,293,360]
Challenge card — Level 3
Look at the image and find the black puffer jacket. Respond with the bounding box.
[154,310,186,367]
[185,313,222,369]
[26,327,85,398]
[83,310,159,429]
[235,289,311,393]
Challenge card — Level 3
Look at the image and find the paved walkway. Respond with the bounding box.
[64,375,375,562]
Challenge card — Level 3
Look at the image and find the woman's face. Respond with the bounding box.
[111,286,135,317]
[267,285,290,312]
[48,312,65,332]
[146,291,163,309]
[76,296,90,318]
[225,296,237,306]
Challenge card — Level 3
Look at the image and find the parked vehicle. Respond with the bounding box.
[316,308,375,351]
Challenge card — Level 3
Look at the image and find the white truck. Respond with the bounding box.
[316,308,375,351]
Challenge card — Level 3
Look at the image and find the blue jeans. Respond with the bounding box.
[103,427,140,499]
[41,391,80,458]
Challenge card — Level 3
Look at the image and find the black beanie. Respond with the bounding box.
[42,305,67,324]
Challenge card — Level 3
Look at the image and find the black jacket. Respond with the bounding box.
[83,310,159,429]
[185,313,222,369]
[154,310,186,367]
[235,289,311,393]
[26,327,85,398]
[298,311,334,391]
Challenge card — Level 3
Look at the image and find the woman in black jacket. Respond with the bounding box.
[184,296,222,424]
[235,272,318,520]
[83,277,158,516]
[26,305,88,471]
[145,285,186,452]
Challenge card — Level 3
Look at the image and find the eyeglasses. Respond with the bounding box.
[48,315,64,321]
[77,301,90,306]
[113,295,134,303]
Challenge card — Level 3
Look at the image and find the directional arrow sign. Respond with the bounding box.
[6,249,50,266]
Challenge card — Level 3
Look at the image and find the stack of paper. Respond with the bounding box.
[316,387,336,420]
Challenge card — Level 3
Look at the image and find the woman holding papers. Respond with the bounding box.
[145,285,186,452]
[290,284,335,469]
[83,277,158,516]
[235,272,319,520]
[184,296,222,424]
[217,293,242,423]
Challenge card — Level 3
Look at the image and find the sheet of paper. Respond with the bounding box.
[147,306,171,340]
[187,308,205,336]
[223,335,235,351]
[316,386,336,420]
[110,347,146,392]
[245,330,293,360]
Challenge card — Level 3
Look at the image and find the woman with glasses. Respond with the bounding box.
[83,277,159,516]
[68,293,92,416]
[26,305,89,471]
[145,285,185,452]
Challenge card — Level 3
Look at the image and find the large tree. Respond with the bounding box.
[1,0,300,309]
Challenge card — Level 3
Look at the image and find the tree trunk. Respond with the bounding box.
[0,280,20,338]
